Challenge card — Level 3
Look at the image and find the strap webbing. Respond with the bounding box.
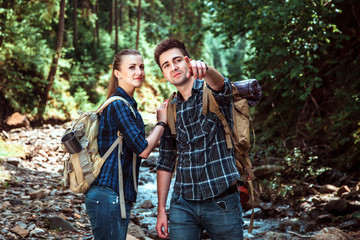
[132,153,137,193]
[167,92,177,135]
[247,179,255,233]
[81,137,121,187]
[78,150,95,185]
[96,96,135,117]
[102,137,121,160]
[202,83,233,149]
[245,153,256,181]
[116,137,138,219]
[117,138,127,219]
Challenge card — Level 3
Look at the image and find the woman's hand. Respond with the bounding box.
[139,100,169,159]
[156,99,168,123]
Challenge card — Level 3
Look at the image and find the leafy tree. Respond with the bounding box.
[207,0,360,173]
[0,0,59,117]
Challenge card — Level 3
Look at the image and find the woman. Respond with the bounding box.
[85,49,168,239]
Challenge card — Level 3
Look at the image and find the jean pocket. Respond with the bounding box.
[170,194,181,206]
[214,193,240,212]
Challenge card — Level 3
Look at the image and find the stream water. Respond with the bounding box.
[133,151,288,239]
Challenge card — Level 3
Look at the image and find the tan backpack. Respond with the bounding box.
[62,96,137,219]
[167,80,257,233]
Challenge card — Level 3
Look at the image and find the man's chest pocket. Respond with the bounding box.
[200,111,218,135]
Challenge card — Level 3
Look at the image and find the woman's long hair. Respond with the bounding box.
[107,49,141,99]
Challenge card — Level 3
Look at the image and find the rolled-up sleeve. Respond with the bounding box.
[156,126,176,172]
[109,101,148,155]
[208,77,233,107]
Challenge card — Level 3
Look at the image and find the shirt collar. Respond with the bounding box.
[114,87,137,108]
[173,79,204,103]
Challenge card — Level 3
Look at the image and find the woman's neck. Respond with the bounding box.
[118,83,135,97]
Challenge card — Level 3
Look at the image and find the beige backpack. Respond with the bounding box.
[62,96,137,219]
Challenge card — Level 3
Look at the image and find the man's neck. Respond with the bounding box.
[176,77,194,102]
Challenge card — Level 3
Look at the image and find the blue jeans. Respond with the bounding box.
[85,186,131,240]
[169,192,244,240]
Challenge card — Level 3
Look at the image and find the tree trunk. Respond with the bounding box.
[95,0,99,47]
[37,0,66,122]
[115,0,119,53]
[170,0,175,38]
[119,0,123,29]
[110,0,114,34]
[73,0,77,48]
[0,89,14,130]
[93,0,99,47]
[136,0,141,50]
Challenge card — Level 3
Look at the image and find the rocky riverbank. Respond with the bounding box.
[0,123,151,240]
[1,123,360,239]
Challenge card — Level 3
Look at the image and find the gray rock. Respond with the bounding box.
[324,199,348,215]
[47,216,77,231]
[310,227,350,240]
[140,200,154,209]
[127,221,146,240]
[30,228,46,237]
[263,231,291,240]
[5,157,21,167]
[15,221,27,229]
[10,199,23,206]
[316,213,335,223]
[29,189,47,200]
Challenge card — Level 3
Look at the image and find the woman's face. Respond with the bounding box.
[115,54,145,90]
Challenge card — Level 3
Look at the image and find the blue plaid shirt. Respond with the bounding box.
[94,87,148,202]
[156,78,240,200]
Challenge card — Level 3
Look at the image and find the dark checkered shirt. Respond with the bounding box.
[156,78,240,200]
[94,87,148,202]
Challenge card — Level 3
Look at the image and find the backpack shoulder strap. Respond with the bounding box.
[167,92,177,135]
[96,96,136,118]
[202,83,233,149]
[202,83,256,180]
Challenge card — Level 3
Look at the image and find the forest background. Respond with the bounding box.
[0,0,359,198]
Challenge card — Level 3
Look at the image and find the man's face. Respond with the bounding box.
[159,48,189,87]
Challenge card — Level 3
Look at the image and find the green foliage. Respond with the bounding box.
[0,1,57,114]
[353,122,360,145]
[46,76,77,120]
[284,147,330,180]
[207,0,360,173]
[69,57,102,104]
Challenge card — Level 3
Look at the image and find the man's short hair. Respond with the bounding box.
[154,38,191,69]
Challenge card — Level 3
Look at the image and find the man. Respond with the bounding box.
[154,38,244,240]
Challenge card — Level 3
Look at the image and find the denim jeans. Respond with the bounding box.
[169,192,244,240]
[85,186,131,240]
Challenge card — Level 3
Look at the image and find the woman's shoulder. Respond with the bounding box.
[107,98,136,118]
